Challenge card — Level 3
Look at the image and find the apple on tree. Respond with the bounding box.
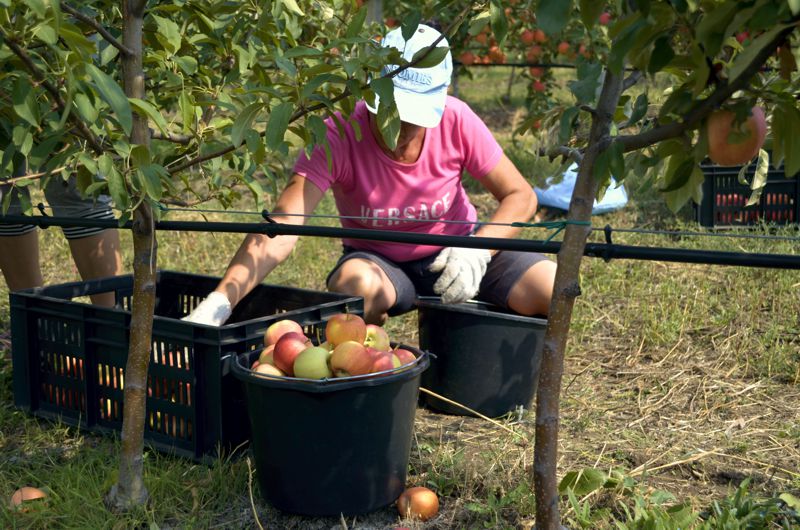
[706,106,766,166]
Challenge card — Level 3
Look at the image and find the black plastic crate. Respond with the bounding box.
[695,161,800,227]
[10,270,363,462]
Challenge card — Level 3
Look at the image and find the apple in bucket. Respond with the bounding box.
[330,340,374,377]
[325,313,367,346]
[263,319,304,347]
[273,332,312,376]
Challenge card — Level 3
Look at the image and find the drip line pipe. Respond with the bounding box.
[2,213,799,270]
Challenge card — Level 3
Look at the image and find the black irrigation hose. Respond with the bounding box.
[3,213,800,270]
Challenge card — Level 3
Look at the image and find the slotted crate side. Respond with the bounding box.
[696,163,800,227]
[11,271,364,462]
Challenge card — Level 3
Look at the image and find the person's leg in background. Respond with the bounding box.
[45,175,124,307]
[0,157,44,292]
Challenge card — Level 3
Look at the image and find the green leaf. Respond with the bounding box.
[695,2,737,57]
[608,141,625,180]
[660,157,694,192]
[468,11,491,36]
[86,64,132,135]
[74,93,99,123]
[173,56,198,75]
[345,6,368,39]
[729,23,792,81]
[138,165,166,200]
[609,17,646,75]
[558,107,580,145]
[371,77,396,105]
[790,0,800,15]
[98,154,129,211]
[279,0,304,16]
[625,94,649,127]
[779,492,800,510]
[129,98,169,136]
[401,11,421,42]
[648,35,674,74]
[410,46,450,68]
[377,100,401,150]
[130,144,151,168]
[746,149,769,206]
[152,14,181,55]
[537,0,572,36]
[231,103,263,148]
[567,61,602,104]
[265,102,293,151]
[579,0,604,30]
[489,2,508,45]
[179,90,194,133]
[558,468,607,496]
[13,78,40,127]
[664,164,704,212]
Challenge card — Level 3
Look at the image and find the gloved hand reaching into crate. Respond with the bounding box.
[182,291,232,326]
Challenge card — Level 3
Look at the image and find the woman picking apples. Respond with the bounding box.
[184,24,556,327]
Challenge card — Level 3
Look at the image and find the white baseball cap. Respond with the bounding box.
[366,24,453,128]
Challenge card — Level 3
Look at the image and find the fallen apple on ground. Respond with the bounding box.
[397,486,439,521]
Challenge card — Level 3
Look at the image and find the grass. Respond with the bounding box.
[1,67,800,529]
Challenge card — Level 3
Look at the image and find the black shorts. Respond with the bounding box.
[327,246,551,316]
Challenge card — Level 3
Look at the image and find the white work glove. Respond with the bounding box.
[428,246,492,304]
[181,291,232,326]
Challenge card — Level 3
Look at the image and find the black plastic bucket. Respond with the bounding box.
[230,346,430,516]
[417,297,546,418]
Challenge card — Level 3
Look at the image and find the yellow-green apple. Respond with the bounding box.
[363,324,391,351]
[258,344,276,366]
[393,348,416,366]
[330,340,373,377]
[293,346,333,379]
[325,313,367,346]
[273,332,311,376]
[255,362,285,377]
[264,319,304,347]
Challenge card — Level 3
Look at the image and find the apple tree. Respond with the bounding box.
[0,0,468,510]
[458,1,800,528]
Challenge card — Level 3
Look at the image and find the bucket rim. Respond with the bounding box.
[416,296,548,325]
[231,344,430,393]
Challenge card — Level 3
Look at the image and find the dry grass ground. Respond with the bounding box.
[1,68,798,529]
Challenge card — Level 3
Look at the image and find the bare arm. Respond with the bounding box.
[472,153,538,253]
[215,173,325,308]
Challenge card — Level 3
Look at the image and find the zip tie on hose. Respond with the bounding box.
[511,219,592,243]
[603,224,615,262]
[36,203,50,229]
[260,209,278,238]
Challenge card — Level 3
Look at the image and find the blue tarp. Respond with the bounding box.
[535,164,629,215]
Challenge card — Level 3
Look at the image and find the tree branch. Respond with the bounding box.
[168,2,481,175]
[615,23,796,153]
[150,129,192,145]
[1,31,105,154]
[622,69,643,91]
[60,2,134,56]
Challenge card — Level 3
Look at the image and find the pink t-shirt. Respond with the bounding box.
[293,96,503,262]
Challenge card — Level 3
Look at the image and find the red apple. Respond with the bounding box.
[598,12,612,26]
[371,351,401,374]
[273,332,311,376]
[264,319,304,347]
[363,324,391,351]
[325,313,367,346]
[330,340,374,377]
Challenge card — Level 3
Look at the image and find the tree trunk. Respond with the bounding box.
[533,69,624,530]
[106,202,156,509]
[106,0,154,510]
